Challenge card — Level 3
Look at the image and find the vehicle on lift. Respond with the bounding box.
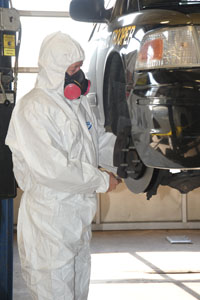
[70,0,200,199]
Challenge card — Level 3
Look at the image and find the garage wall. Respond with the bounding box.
[188,188,200,221]
[100,183,182,222]
[14,189,22,225]
[14,183,200,226]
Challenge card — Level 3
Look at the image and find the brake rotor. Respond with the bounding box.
[124,166,154,194]
[114,129,156,194]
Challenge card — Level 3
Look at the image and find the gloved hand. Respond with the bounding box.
[106,172,122,192]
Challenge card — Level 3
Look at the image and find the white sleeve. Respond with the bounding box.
[97,122,117,174]
[6,106,110,194]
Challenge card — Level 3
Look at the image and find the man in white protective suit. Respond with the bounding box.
[6,31,120,300]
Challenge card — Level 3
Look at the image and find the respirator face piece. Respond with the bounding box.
[64,69,91,100]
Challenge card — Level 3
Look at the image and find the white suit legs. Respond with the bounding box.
[74,230,91,300]
[17,198,93,300]
[18,228,92,300]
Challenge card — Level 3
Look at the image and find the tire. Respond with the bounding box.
[103,54,131,135]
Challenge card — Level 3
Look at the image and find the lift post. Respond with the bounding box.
[0,198,14,300]
[0,0,20,299]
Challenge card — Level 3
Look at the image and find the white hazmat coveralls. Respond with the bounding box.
[6,31,116,300]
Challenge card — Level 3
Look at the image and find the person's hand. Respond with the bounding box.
[106,172,122,192]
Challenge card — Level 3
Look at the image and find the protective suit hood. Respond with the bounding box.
[35,31,85,92]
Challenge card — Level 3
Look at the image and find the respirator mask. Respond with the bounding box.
[64,69,91,100]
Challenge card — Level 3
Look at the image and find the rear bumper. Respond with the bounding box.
[129,68,200,169]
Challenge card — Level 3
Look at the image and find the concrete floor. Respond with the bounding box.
[13,229,200,300]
